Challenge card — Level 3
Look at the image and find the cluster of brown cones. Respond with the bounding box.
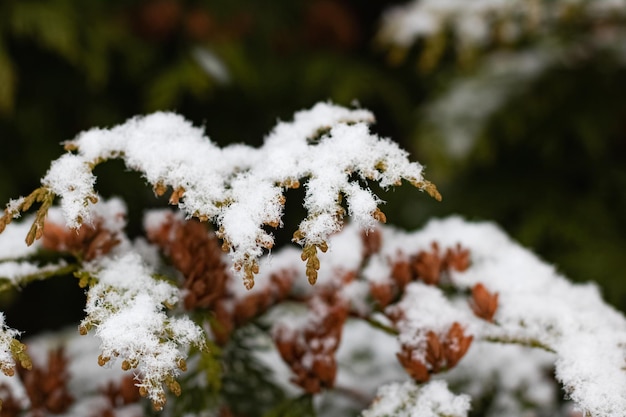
[42,220,121,261]
[35,209,500,403]
[0,349,74,417]
[361,230,501,386]
[146,212,297,345]
[274,290,349,394]
[146,212,229,311]
[396,323,473,383]
[0,348,142,417]
[369,241,472,309]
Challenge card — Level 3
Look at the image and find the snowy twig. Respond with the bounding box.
[3,103,439,290]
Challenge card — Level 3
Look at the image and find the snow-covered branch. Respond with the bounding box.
[1,102,439,290]
[80,252,205,410]
[379,0,626,53]
[0,103,624,416]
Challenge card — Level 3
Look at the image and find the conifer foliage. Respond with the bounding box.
[0,102,624,417]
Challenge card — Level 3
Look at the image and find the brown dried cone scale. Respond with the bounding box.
[370,242,471,309]
[397,322,473,383]
[470,283,499,322]
[211,268,297,345]
[0,383,22,417]
[231,269,296,327]
[274,290,349,394]
[413,241,472,285]
[361,228,382,259]
[444,243,471,272]
[147,210,298,345]
[146,213,229,310]
[102,375,142,408]
[42,219,120,261]
[10,348,75,417]
[370,255,413,309]
[93,375,143,417]
[370,281,395,309]
[412,242,443,285]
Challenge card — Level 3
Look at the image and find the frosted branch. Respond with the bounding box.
[367,217,626,417]
[379,0,626,52]
[7,102,440,289]
[0,314,31,379]
[262,217,626,417]
[79,252,205,410]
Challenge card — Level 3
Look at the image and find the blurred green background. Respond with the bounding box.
[1,0,625,333]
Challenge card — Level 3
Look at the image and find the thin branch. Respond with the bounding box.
[482,335,555,353]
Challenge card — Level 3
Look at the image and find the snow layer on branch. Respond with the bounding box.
[380,0,626,160]
[444,342,558,416]
[362,380,470,417]
[379,0,626,49]
[380,0,514,47]
[41,102,428,285]
[0,260,68,285]
[391,283,474,353]
[81,252,205,407]
[0,199,128,287]
[366,217,626,417]
[42,154,97,229]
[263,218,626,416]
[335,320,405,395]
[419,40,626,158]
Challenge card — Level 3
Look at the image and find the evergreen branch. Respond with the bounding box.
[356,314,399,336]
[482,335,556,354]
[0,187,54,241]
[6,104,439,288]
[0,262,79,293]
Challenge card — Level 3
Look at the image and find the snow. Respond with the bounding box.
[379,0,626,50]
[0,327,145,417]
[81,252,205,406]
[390,282,474,351]
[379,0,626,159]
[371,217,626,417]
[37,103,428,286]
[444,342,558,416]
[379,0,522,48]
[42,154,98,229]
[0,313,20,376]
[362,380,470,417]
[335,320,404,395]
[260,217,626,416]
[0,260,68,285]
[3,102,626,415]
[0,214,41,260]
[422,48,556,158]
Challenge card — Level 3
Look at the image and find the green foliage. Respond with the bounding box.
[263,395,315,417]
[220,325,292,417]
